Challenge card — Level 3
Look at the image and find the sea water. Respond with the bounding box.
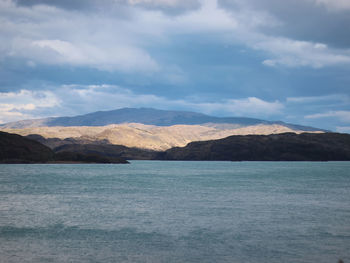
[0,161,349,263]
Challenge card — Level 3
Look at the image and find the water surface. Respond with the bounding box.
[0,161,349,262]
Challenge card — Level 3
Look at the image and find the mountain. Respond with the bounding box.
[0,131,128,164]
[2,130,349,162]
[0,108,327,152]
[4,123,322,151]
[0,131,54,163]
[0,107,322,131]
[163,133,350,161]
[35,132,350,161]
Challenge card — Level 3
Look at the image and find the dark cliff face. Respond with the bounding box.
[163,133,350,161]
[0,131,54,163]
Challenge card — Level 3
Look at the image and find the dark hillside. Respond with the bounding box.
[0,131,54,163]
[54,144,161,160]
[163,133,350,161]
[0,132,129,164]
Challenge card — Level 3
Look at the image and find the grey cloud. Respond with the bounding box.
[14,0,100,10]
[128,0,201,15]
[13,0,132,18]
[14,0,201,15]
[218,0,350,49]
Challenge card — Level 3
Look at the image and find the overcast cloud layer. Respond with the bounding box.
[0,0,349,131]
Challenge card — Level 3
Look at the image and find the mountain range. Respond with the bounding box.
[1,108,349,162]
[0,108,326,151]
[0,107,323,131]
[2,131,350,162]
[163,133,350,161]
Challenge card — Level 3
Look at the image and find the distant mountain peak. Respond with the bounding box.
[0,107,324,132]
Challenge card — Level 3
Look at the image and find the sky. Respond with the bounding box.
[0,0,350,132]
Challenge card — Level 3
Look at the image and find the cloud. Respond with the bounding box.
[14,0,99,10]
[127,0,201,14]
[305,111,350,123]
[200,0,350,68]
[219,0,350,49]
[1,0,159,73]
[29,39,159,72]
[14,0,201,14]
[336,126,350,134]
[196,97,284,116]
[314,0,350,11]
[283,95,350,131]
[137,0,350,68]
[257,38,350,68]
[287,94,350,104]
[0,89,60,123]
[2,0,350,74]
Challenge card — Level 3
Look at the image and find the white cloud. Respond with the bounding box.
[0,0,159,73]
[130,0,238,38]
[32,40,86,63]
[0,89,60,123]
[13,0,201,14]
[175,0,238,32]
[195,97,284,116]
[127,0,200,11]
[29,39,159,72]
[305,111,350,123]
[0,90,59,107]
[256,37,350,68]
[336,126,350,133]
[287,94,350,104]
[128,0,193,6]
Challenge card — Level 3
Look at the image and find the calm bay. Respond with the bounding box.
[0,161,349,262]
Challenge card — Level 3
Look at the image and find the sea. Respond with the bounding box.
[0,161,349,263]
